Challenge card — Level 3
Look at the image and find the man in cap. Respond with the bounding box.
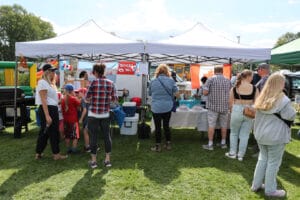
[256,63,270,92]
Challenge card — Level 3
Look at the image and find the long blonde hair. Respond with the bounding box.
[254,73,285,110]
[42,70,57,89]
[154,64,171,78]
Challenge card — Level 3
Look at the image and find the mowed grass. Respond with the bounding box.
[0,109,299,200]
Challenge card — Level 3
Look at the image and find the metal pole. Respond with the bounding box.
[14,56,21,138]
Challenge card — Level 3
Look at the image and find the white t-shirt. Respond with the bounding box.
[35,79,58,106]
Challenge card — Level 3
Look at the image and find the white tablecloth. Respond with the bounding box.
[151,108,209,132]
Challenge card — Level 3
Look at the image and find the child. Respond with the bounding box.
[61,84,81,154]
[77,87,91,152]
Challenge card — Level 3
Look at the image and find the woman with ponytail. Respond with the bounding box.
[225,70,259,161]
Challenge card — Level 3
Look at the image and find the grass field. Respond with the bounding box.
[0,109,299,200]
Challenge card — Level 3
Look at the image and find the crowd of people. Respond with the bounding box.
[34,62,296,198]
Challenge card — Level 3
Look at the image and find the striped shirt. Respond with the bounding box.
[203,74,231,113]
[86,77,118,114]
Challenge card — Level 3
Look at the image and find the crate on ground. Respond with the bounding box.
[120,113,139,135]
[122,102,137,117]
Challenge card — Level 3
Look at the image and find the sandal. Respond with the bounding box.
[53,154,68,160]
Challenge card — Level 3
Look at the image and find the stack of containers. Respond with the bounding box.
[121,102,139,135]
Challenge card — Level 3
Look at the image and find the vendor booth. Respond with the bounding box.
[14,20,271,136]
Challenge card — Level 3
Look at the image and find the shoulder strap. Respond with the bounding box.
[273,113,293,127]
[157,77,173,98]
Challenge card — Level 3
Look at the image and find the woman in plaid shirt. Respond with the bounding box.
[86,63,118,168]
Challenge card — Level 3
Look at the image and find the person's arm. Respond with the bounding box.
[229,88,234,112]
[39,89,52,126]
[79,107,87,124]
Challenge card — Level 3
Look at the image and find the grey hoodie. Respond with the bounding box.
[254,95,296,145]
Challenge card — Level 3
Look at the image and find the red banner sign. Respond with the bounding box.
[117,61,136,75]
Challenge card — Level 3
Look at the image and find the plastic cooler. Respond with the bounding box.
[179,99,200,108]
[122,102,137,117]
[120,113,139,135]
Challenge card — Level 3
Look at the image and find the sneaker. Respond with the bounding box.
[88,160,98,169]
[163,142,172,150]
[251,184,265,192]
[104,160,112,167]
[151,144,162,152]
[67,149,73,154]
[202,144,214,151]
[220,144,227,149]
[265,189,286,197]
[225,152,236,159]
[237,157,243,161]
[84,146,91,153]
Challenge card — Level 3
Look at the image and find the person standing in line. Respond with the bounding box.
[85,63,118,168]
[225,70,259,161]
[202,66,231,150]
[251,73,295,198]
[35,64,67,160]
[149,64,178,152]
[252,63,271,157]
[61,84,81,154]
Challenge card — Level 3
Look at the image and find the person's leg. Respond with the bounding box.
[162,111,172,142]
[264,144,285,194]
[83,124,90,150]
[252,144,268,190]
[151,112,162,152]
[88,117,99,161]
[228,105,243,156]
[99,117,112,166]
[219,112,229,147]
[35,106,49,157]
[204,110,217,149]
[237,118,253,159]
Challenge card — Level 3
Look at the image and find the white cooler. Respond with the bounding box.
[120,113,139,135]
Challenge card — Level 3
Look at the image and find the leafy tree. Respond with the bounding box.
[0,4,56,61]
[274,32,300,48]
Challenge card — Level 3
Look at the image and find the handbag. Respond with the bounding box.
[243,106,256,118]
[236,87,256,119]
[157,77,177,112]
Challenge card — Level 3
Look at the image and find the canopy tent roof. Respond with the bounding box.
[146,22,271,64]
[15,20,145,61]
[15,20,271,64]
[271,38,300,66]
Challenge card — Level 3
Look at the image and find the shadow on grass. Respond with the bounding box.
[0,127,299,199]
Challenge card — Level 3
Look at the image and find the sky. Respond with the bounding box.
[1,0,300,48]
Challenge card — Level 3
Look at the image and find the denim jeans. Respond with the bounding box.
[88,116,111,155]
[252,143,285,193]
[229,104,253,157]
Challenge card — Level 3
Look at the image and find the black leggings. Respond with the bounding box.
[36,105,60,154]
[152,111,172,143]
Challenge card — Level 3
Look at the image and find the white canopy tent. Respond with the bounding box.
[15,19,145,62]
[146,22,271,64]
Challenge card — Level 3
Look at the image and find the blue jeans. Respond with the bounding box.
[229,104,253,157]
[252,143,285,193]
[88,117,111,155]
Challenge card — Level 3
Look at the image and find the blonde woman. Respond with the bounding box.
[225,70,259,161]
[35,64,67,160]
[149,64,178,152]
[251,73,296,197]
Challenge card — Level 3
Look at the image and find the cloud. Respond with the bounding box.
[100,0,195,40]
[288,0,300,4]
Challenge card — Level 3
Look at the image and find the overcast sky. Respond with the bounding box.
[1,0,300,47]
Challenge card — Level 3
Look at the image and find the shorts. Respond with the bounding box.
[207,110,229,128]
[64,122,80,139]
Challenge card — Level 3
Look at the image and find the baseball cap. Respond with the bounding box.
[64,84,74,92]
[42,64,57,72]
[256,63,270,70]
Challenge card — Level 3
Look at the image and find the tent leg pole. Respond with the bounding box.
[14,57,21,138]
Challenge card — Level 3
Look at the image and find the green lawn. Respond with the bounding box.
[0,109,299,200]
